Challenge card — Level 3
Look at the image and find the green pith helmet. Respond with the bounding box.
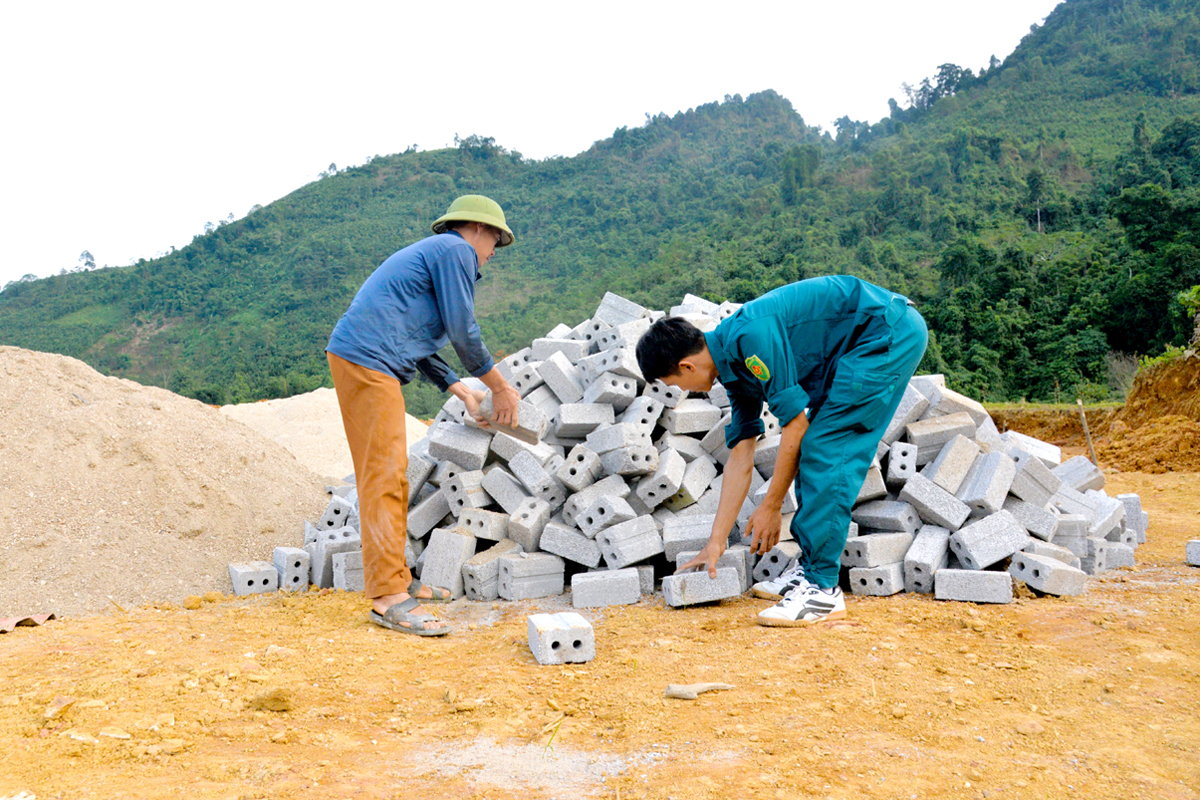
[431,194,515,247]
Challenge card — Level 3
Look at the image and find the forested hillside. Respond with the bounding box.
[2,0,1198,417]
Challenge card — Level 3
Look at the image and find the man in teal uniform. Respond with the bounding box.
[636,276,927,625]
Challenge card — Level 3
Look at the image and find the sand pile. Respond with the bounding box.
[0,347,327,618]
[219,387,428,482]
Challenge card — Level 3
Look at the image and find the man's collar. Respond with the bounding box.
[703,329,739,386]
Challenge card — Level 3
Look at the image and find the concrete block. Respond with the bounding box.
[1021,539,1082,570]
[1008,450,1063,506]
[577,495,638,537]
[934,568,1013,603]
[637,448,687,508]
[905,412,976,456]
[569,317,610,351]
[601,445,660,477]
[454,508,509,542]
[670,293,720,316]
[1116,494,1148,543]
[510,363,546,397]
[586,422,651,455]
[527,612,595,665]
[1105,527,1137,548]
[464,394,550,445]
[532,337,591,363]
[760,407,781,436]
[428,459,464,488]
[406,455,436,500]
[661,514,716,560]
[851,500,921,534]
[563,474,630,527]
[644,380,685,408]
[597,318,652,352]
[332,551,365,592]
[1002,496,1059,542]
[524,384,563,422]
[500,552,566,600]
[999,431,1061,468]
[663,457,719,511]
[618,395,664,432]
[717,300,742,319]
[1053,456,1105,493]
[849,562,905,596]
[663,567,741,606]
[596,515,663,568]
[556,444,604,493]
[1053,515,1090,559]
[1186,541,1200,566]
[842,532,914,568]
[856,464,888,504]
[317,495,355,531]
[462,539,523,601]
[675,547,751,591]
[751,541,802,582]
[555,403,614,439]
[925,385,990,427]
[312,527,361,588]
[975,415,1004,447]
[752,480,797,515]
[700,411,732,454]
[594,291,651,327]
[706,382,730,408]
[1083,490,1126,538]
[926,435,980,495]
[273,546,310,592]
[752,434,782,476]
[496,348,534,380]
[572,568,641,608]
[580,350,643,385]
[540,521,603,568]
[1010,551,1087,596]
[427,423,493,471]
[881,384,931,446]
[537,351,586,404]
[909,374,946,399]
[1106,541,1135,568]
[898,472,971,531]
[956,452,1016,515]
[480,468,530,515]
[545,322,573,339]
[948,511,1029,570]
[1079,537,1108,575]
[229,561,279,595]
[443,470,490,516]
[508,497,552,551]
[885,441,918,490]
[904,525,950,593]
[509,450,566,510]
[421,528,477,598]
[488,432,556,466]
[661,399,724,435]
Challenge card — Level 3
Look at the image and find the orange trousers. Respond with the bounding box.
[327,352,412,599]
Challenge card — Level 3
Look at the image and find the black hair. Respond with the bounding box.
[636,317,705,384]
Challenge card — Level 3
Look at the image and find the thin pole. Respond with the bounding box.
[1077,398,1099,467]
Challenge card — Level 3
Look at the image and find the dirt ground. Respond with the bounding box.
[2,467,1197,800]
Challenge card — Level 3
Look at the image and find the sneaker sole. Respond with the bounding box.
[755,609,847,627]
[751,587,786,601]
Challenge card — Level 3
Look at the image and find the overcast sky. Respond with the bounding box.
[0,0,1062,288]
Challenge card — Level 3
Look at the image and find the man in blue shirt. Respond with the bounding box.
[326,195,521,636]
[636,276,927,625]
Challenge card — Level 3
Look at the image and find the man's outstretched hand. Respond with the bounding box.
[675,539,727,579]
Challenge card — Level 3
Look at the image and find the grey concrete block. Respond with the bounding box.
[856,464,888,504]
[637,448,687,508]
[663,567,742,606]
[924,385,990,427]
[898,472,971,531]
[509,450,567,510]
[596,515,663,568]
[956,452,1016,515]
[1105,527,1137,548]
[510,363,546,397]
[406,455,436,500]
[569,317,610,351]
[753,481,797,515]
[1053,456,1105,493]
[904,525,950,594]
[312,527,361,588]
[661,399,724,435]
[600,445,660,477]
[577,495,638,537]
[643,380,685,408]
[909,374,946,399]
[975,415,1004,447]
[999,430,1061,468]
[663,457,718,512]
[563,474,630,527]
[851,500,921,534]
[421,528,477,598]
[618,395,664,432]
[332,550,365,592]
[556,444,604,492]
[1008,449,1063,507]
[229,561,279,595]
[537,351,586,404]
[524,384,563,423]
[500,552,566,600]
[706,382,730,408]
[317,495,355,531]
[752,434,782,476]
[948,511,1029,570]
[700,411,733,454]
[905,412,976,455]
[586,422,651,455]
[881,384,931,446]
[555,403,614,439]
[1116,494,1148,543]
[594,291,651,327]
[1002,496,1059,542]
[580,350,643,386]
[1079,537,1109,575]
[886,441,918,490]
[1106,541,1135,568]
[532,337,591,363]
[675,546,751,591]
[528,612,595,665]
[427,423,493,471]
[480,468,530,515]
[540,521,603,568]
[751,541,802,582]
[934,568,1013,603]
[454,508,509,542]
[1186,540,1200,566]
[670,293,720,315]
[572,568,641,608]
[444,470,491,516]
[273,546,310,592]
[597,318,652,352]
[926,435,980,495]
[466,394,550,444]
[849,562,906,596]
[760,407,781,436]
[842,532,914,568]
[496,348,534,380]
[662,514,716,560]
[488,432,556,466]
[1083,490,1126,538]
[508,497,551,551]
[1010,551,1087,596]
[428,459,465,488]
[1021,539,1082,570]
[462,539,523,601]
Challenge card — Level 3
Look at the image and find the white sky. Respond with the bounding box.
[0,0,1062,288]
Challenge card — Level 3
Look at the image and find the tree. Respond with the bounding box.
[78,250,96,270]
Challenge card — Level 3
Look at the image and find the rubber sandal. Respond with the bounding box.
[368,597,450,636]
[408,579,452,604]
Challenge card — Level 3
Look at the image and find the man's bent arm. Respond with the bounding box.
[677,436,757,578]
[745,410,808,554]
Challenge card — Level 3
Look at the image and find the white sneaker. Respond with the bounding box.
[750,560,809,601]
[756,585,846,627]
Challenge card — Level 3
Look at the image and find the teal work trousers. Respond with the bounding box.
[789,305,929,588]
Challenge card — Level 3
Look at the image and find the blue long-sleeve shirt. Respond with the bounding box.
[326,231,494,390]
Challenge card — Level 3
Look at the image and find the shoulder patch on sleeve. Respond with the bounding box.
[745,355,770,381]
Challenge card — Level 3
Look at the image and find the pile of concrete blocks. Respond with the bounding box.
[231,290,1152,612]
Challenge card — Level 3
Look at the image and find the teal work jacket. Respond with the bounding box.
[704,276,913,449]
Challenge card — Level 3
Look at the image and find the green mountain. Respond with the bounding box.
[2,0,1199,417]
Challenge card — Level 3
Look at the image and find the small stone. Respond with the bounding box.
[264,645,297,659]
[98,726,131,739]
[67,729,99,744]
[159,738,188,754]
[1016,719,1045,735]
[247,688,294,713]
[182,595,203,610]
[891,706,907,719]
[43,695,76,720]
